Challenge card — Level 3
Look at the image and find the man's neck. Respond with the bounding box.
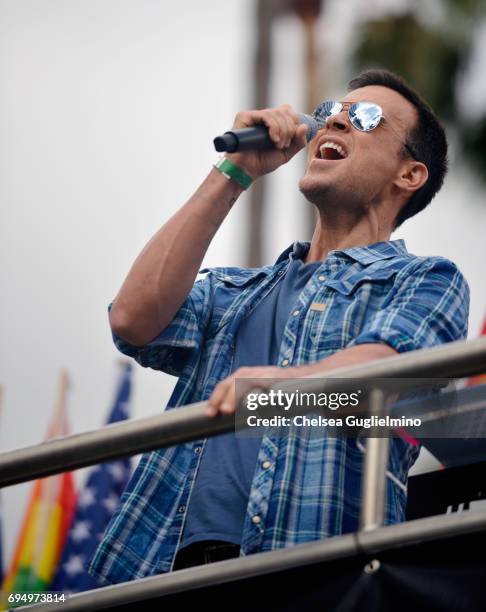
[304,210,394,263]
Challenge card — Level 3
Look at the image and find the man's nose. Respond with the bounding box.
[324,112,349,132]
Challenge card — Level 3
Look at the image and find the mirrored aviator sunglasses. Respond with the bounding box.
[313,100,383,132]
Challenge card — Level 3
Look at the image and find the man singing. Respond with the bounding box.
[88,70,469,583]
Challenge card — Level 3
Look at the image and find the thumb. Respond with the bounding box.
[286,123,311,158]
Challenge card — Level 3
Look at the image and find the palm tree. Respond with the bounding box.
[352,0,486,180]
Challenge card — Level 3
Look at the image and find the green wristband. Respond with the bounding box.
[214,157,253,190]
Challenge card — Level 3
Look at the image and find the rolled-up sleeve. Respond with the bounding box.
[108,272,213,377]
[347,258,470,353]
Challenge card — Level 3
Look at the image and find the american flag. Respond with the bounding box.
[49,362,133,593]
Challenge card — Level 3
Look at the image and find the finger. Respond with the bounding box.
[263,107,300,149]
[286,123,310,158]
[272,109,295,149]
[205,403,218,418]
[259,109,285,148]
[279,105,300,148]
[234,109,282,147]
[268,107,296,150]
[232,110,258,129]
[219,373,256,414]
[231,379,263,413]
[206,378,232,416]
[220,383,236,414]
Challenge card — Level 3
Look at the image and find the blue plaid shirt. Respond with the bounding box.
[88,239,469,585]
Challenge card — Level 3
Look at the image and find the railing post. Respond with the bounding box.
[359,387,390,531]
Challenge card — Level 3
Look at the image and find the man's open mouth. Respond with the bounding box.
[318,141,348,161]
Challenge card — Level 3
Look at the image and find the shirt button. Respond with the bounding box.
[318,275,326,281]
[195,447,202,454]
[281,359,289,367]
[178,505,186,513]
[292,310,300,316]
[262,461,271,469]
[252,515,261,525]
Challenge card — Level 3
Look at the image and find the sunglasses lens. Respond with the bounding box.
[349,102,382,131]
[313,100,343,127]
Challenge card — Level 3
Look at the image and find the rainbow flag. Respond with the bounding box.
[1,372,77,604]
[50,361,133,593]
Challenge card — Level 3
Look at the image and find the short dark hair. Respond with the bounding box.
[348,69,448,227]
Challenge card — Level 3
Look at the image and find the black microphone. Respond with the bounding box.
[213,113,321,153]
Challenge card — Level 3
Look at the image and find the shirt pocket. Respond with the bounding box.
[307,268,399,352]
[325,267,399,297]
[204,268,271,339]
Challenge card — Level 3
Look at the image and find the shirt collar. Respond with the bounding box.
[274,241,311,265]
[274,239,408,267]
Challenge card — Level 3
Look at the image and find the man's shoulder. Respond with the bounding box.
[388,252,470,302]
[399,252,467,280]
[194,241,301,286]
[196,263,275,286]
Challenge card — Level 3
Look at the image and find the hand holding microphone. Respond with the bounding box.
[213,105,320,182]
[214,111,319,152]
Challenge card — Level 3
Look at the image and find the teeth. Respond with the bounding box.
[319,141,347,159]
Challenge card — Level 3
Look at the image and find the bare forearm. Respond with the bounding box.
[110,168,244,346]
[110,104,309,347]
[288,343,398,377]
[206,344,399,416]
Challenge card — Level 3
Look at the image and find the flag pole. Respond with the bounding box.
[1,371,77,600]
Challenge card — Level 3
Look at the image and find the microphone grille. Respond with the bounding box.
[298,113,321,142]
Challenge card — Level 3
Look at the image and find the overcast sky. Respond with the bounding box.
[1,0,485,562]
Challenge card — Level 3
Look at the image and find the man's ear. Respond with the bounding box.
[394,160,428,195]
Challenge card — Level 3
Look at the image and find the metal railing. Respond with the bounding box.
[2,336,486,611]
[2,336,486,489]
[14,512,486,611]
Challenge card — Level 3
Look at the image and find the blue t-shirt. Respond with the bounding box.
[179,256,321,549]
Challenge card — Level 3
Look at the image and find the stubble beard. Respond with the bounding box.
[298,175,361,213]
